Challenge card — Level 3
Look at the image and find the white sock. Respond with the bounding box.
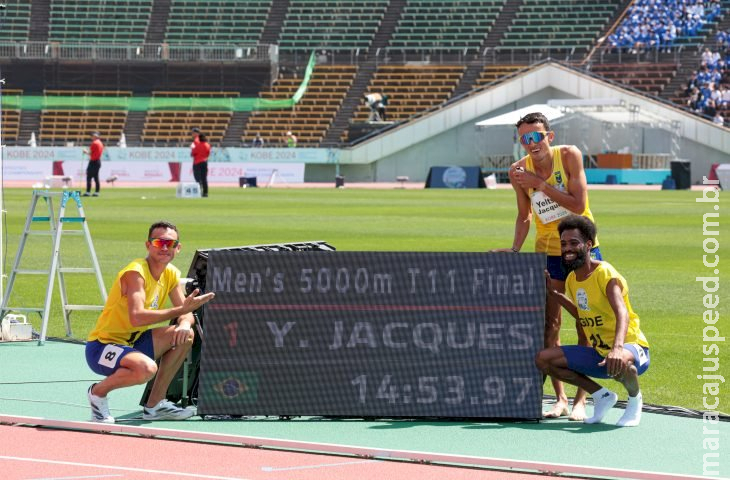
[585,388,618,424]
[616,392,643,427]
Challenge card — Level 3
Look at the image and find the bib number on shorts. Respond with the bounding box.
[98,344,124,369]
[634,345,648,366]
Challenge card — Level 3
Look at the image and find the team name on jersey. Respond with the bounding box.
[579,315,604,327]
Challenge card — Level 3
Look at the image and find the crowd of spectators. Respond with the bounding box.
[683,38,729,126]
[607,0,722,53]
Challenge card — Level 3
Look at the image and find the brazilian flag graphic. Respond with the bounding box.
[207,371,259,404]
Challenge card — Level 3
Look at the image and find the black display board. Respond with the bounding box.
[197,251,545,419]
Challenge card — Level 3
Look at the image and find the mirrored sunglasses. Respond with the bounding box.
[519,131,550,145]
[148,238,179,249]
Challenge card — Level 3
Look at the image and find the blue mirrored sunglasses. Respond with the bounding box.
[519,131,550,145]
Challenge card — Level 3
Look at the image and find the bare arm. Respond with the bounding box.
[512,146,588,213]
[124,271,214,328]
[599,278,630,377]
[491,161,531,252]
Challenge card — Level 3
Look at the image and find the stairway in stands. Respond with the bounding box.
[28,0,50,42]
[222,112,250,147]
[145,0,172,44]
[320,0,405,145]
[320,62,377,145]
[368,0,406,54]
[18,111,41,147]
[260,0,290,45]
[481,0,521,52]
[123,111,146,146]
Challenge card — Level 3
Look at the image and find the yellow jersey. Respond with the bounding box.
[525,146,597,255]
[88,258,181,345]
[565,261,649,356]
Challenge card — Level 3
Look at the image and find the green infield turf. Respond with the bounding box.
[1,186,727,411]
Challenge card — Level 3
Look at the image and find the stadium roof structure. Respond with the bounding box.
[474,98,682,165]
[475,99,675,131]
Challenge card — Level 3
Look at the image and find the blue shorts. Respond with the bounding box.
[561,344,650,379]
[546,247,603,281]
[85,330,155,377]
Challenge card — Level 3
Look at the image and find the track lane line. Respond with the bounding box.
[0,456,250,480]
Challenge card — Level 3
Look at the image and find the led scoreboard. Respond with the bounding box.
[197,251,545,419]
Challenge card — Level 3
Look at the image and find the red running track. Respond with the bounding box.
[1,424,560,480]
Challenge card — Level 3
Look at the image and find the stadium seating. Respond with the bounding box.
[39,90,129,144]
[142,91,236,145]
[500,0,621,50]
[0,1,31,42]
[48,0,153,43]
[351,65,464,123]
[475,64,528,87]
[165,0,270,44]
[278,0,388,51]
[389,0,503,50]
[607,0,724,52]
[589,63,677,96]
[243,65,357,146]
[1,89,23,142]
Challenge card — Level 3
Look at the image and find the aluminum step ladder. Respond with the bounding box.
[0,190,107,345]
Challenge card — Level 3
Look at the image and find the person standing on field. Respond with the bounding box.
[82,131,104,197]
[492,112,603,421]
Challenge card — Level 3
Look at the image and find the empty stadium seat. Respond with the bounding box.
[589,63,677,96]
[165,0,271,44]
[500,0,621,50]
[39,90,130,144]
[48,0,153,43]
[0,2,31,41]
[350,65,464,126]
[390,0,503,50]
[142,91,237,145]
[243,65,357,146]
[475,64,528,87]
[278,0,388,51]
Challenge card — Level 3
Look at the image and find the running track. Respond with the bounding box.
[1,425,557,480]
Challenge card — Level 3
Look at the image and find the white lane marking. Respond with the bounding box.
[29,475,123,480]
[262,459,380,472]
[0,456,249,480]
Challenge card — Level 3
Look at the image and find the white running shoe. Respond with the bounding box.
[143,399,196,420]
[585,389,618,424]
[88,384,115,424]
[616,392,643,427]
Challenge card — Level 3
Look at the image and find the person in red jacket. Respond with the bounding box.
[191,133,211,197]
[82,131,104,197]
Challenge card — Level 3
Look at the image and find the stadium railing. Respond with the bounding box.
[0,41,276,63]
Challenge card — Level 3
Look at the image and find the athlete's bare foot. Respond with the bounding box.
[543,400,569,418]
[569,401,586,421]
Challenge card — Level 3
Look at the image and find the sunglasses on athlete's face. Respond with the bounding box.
[148,238,179,249]
[519,131,551,145]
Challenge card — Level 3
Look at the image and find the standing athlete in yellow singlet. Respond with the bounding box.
[493,112,602,420]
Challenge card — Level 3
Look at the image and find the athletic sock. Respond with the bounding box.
[616,392,643,427]
[585,387,618,424]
